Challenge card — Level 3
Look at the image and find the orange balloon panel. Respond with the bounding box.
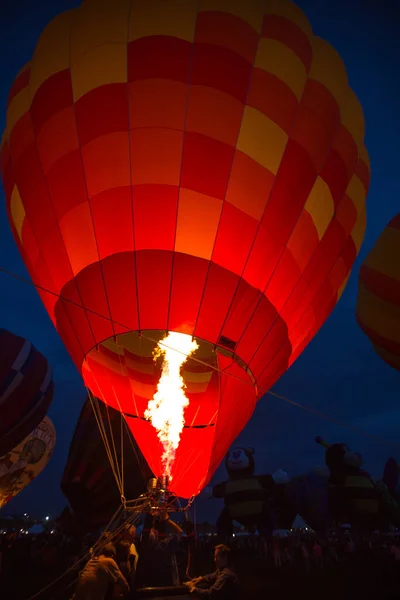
[356,214,400,371]
[1,0,370,498]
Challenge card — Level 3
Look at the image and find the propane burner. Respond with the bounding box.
[127,474,179,515]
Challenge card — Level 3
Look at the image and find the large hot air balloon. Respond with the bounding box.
[356,214,400,371]
[0,329,53,457]
[61,397,153,527]
[1,0,369,499]
[0,416,55,508]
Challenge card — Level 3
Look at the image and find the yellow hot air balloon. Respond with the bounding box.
[356,215,400,370]
[0,417,56,508]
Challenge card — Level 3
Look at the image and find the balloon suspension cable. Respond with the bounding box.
[23,504,130,600]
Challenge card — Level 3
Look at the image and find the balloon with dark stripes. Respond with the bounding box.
[61,397,153,528]
[0,329,53,457]
[356,214,400,371]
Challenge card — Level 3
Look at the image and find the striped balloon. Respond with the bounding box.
[61,397,152,526]
[1,0,369,498]
[0,416,55,508]
[0,329,53,456]
[356,214,400,370]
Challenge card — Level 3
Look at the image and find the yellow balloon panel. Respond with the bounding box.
[10,186,25,241]
[71,44,128,101]
[255,38,307,100]
[341,88,366,147]
[347,174,368,215]
[29,11,75,100]
[265,0,312,36]
[351,208,367,254]
[237,106,288,175]
[309,37,348,109]
[70,0,131,66]
[304,176,334,240]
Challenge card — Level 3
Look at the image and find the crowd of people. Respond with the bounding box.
[1,518,400,599]
[197,529,400,571]
[67,514,240,599]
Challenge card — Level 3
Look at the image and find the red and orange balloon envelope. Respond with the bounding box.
[1,0,369,498]
[356,214,400,371]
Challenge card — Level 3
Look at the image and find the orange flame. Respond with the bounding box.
[144,332,199,479]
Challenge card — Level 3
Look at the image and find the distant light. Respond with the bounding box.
[232,534,235,537]
[50,530,55,534]
[25,531,28,535]
[24,513,27,517]
[20,529,23,533]
[45,516,49,521]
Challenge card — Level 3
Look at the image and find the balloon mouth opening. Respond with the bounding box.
[81,329,257,429]
[80,330,257,494]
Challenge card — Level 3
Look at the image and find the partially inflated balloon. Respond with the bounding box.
[356,214,400,371]
[286,469,331,532]
[61,398,152,526]
[0,329,53,456]
[0,416,55,508]
[1,0,369,498]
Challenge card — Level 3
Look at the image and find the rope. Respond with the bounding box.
[22,492,140,600]
[111,336,151,481]
[120,401,124,502]
[119,408,150,482]
[87,389,123,496]
[194,499,197,548]
[104,399,124,495]
[267,390,400,449]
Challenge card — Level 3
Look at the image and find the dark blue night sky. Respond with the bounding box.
[0,0,399,523]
